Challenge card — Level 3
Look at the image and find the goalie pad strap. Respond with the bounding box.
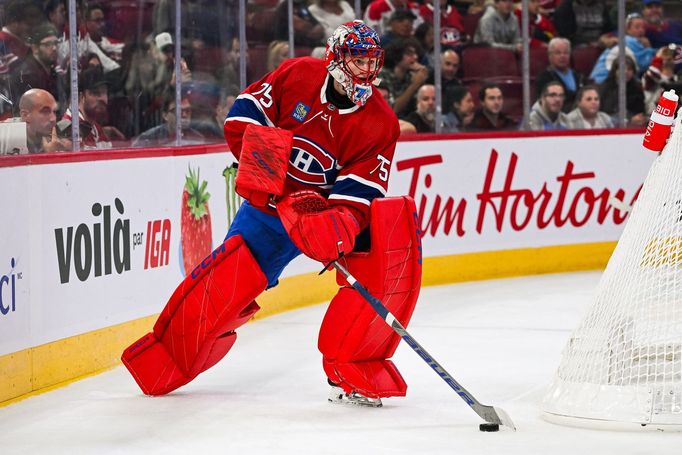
[235,124,292,207]
[121,235,267,395]
[318,196,422,397]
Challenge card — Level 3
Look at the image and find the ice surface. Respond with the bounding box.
[0,272,678,454]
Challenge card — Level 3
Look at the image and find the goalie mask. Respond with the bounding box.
[325,20,384,107]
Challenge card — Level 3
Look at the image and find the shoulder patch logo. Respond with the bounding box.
[292,102,310,122]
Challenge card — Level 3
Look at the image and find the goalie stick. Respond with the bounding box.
[332,260,517,431]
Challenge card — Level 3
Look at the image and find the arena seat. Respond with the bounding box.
[247,7,277,44]
[247,44,269,82]
[571,45,601,80]
[104,0,154,41]
[461,13,482,40]
[527,46,549,79]
[461,46,519,79]
[193,47,228,75]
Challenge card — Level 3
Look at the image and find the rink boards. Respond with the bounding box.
[0,130,654,403]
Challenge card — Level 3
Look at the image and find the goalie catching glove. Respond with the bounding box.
[277,191,360,264]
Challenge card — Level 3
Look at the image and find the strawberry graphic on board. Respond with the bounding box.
[181,165,212,274]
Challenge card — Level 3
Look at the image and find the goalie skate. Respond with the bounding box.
[328,386,383,408]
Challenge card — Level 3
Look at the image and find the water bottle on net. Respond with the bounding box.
[643,89,679,153]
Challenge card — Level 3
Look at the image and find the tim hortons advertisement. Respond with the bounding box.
[0,132,656,353]
[388,133,655,256]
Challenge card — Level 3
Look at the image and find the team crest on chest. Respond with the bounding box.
[288,136,337,186]
[292,102,310,122]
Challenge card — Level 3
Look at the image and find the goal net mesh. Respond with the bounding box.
[542,114,682,429]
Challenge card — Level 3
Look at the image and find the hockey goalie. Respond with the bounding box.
[121,20,422,407]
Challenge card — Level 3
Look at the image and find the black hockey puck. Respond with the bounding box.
[479,423,500,432]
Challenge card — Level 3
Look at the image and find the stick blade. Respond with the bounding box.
[474,404,517,431]
[492,406,516,431]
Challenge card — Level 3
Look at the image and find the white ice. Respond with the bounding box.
[1,271,679,454]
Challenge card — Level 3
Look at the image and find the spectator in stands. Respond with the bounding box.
[419,0,465,48]
[309,0,356,39]
[364,0,423,36]
[0,57,13,120]
[44,0,66,60]
[376,80,394,107]
[414,22,435,68]
[442,85,475,132]
[274,0,325,47]
[590,13,655,84]
[60,67,117,149]
[0,0,43,64]
[538,0,557,18]
[474,0,522,52]
[515,0,556,48]
[186,80,223,141]
[529,81,569,130]
[81,52,103,71]
[219,37,244,98]
[426,47,463,111]
[469,82,517,131]
[553,0,613,47]
[565,84,614,129]
[10,24,66,112]
[44,0,66,31]
[535,37,585,112]
[437,48,462,88]
[380,37,428,117]
[398,119,418,135]
[125,32,191,134]
[380,9,417,48]
[598,56,646,127]
[467,0,487,15]
[19,88,71,153]
[641,0,682,49]
[642,44,679,114]
[215,91,236,126]
[83,3,124,63]
[155,32,192,93]
[57,4,120,75]
[267,41,290,73]
[404,84,436,132]
[132,91,204,147]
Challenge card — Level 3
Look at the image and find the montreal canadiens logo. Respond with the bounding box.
[287,136,337,186]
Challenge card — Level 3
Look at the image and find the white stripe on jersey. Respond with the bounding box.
[234,93,275,127]
[328,193,371,206]
[335,174,387,195]
[225,116,263,126]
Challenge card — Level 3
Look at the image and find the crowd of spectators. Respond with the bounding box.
[2,0,682,154]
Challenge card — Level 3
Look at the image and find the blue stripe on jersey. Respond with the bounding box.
[330,177,385,205]
[227,97,267,126]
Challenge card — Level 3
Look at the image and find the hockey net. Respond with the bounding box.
[542,115,682,431]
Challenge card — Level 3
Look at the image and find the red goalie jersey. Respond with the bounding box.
[223,57,400,228]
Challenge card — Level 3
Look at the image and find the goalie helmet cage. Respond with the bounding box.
[542,113,682,432]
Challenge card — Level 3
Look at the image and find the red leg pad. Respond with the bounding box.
[324,359,407,398]
[121,235,267,395]
[319,196,422,398]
